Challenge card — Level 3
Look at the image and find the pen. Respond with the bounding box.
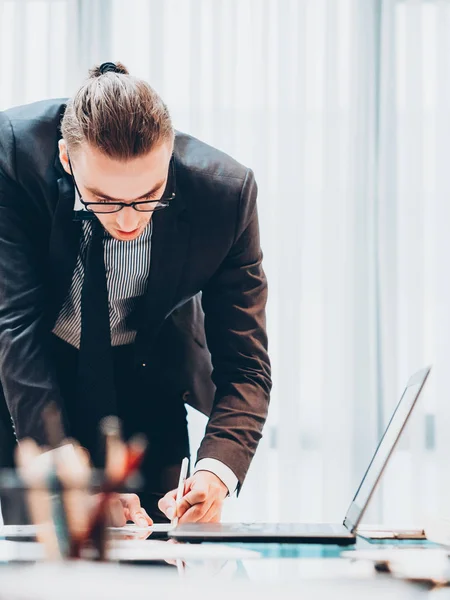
[172,457,189,528]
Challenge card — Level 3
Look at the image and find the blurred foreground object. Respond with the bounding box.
[13,412,147,560]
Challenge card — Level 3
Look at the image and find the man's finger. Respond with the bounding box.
[120,494,152,527]
[140,507,153,526]
[201,502,222,523]
[178,491,213,524]
[123,506,153,527]
[176,486,208,518]
[158,489,178,521]
[178,502,211,524]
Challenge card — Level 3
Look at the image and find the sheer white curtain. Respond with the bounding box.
[0,0,448,525]
[375,0,450,525]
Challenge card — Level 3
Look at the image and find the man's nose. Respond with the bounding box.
[116,206,140,231]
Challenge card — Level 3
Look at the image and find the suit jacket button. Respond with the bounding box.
[142,362,147,367]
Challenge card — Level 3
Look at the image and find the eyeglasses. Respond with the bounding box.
[68,156,176,214]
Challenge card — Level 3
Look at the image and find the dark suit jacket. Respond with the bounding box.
[0,99,271,487]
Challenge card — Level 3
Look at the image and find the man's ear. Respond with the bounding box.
[58,139,72,176]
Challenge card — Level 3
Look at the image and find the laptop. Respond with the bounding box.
[169,366,431,545]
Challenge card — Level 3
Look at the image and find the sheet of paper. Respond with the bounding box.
[357,523,426,539]
[357,529,426,540]
[0,524,43,538]
[108,523,174,534]
[0,523,173,538]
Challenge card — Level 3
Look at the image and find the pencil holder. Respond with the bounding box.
[0,467,143,561]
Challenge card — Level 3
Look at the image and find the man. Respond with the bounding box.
[0,62,271,525]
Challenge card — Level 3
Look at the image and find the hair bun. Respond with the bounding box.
[99,62,119,75]
[89,62,129,78]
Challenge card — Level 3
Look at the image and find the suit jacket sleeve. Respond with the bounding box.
[197,169,271,489]
[0,121,66,445]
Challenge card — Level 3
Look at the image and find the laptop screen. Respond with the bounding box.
[343,366,431,532]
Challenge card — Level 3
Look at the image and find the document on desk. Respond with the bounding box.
[356,524,426,540]
[0,523,173,538]
[0,524,44,537]
[109,523,174,534]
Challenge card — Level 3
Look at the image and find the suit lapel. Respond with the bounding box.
[47,166,81,325]
[135,166,190,351]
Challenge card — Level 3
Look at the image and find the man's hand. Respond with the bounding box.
[158,471,228,524]
[103,493,153,528]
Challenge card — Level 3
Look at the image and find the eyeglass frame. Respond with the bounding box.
[67,155,176,214]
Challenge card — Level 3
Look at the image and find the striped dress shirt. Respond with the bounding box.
[53,218,152,348]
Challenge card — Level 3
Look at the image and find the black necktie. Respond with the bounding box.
[76,219,117,463]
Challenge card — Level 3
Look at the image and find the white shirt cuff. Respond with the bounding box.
[194,458,238,496]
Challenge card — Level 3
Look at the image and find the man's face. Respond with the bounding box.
[59,139,173,241]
